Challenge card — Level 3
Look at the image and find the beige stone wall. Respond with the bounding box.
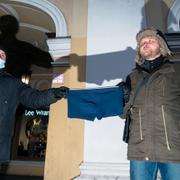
[44,1,88,180]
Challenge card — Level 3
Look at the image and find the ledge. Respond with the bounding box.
[51,60,70,67]
[73,162,129,180]
[0,161,44,176]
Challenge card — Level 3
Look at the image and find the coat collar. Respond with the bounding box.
[135,59,175,75]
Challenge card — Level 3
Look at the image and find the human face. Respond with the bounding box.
[139,36,161,60]
[0,49,6,60]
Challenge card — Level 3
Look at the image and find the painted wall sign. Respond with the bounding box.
[52,73,64,84]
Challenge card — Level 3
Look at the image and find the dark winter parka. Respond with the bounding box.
[0,69,60,162]
[125,58,180,163]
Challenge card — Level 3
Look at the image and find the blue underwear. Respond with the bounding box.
[67,86,123,121]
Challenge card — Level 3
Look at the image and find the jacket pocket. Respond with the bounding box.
[139,108,143,140]
[129,107,143,143]
[164,106,180,150]
[161,105,171,151]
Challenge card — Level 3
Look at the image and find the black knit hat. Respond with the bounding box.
[135,27,172,65]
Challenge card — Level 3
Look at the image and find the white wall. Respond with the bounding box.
[85,0,146,163]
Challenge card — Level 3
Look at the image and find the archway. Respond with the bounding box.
[8,0,68,37]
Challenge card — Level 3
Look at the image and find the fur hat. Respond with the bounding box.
[135,27,172,65]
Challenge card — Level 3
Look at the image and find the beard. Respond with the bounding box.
[140,48,161,60]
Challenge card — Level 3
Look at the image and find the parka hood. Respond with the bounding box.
[135,27,172,65]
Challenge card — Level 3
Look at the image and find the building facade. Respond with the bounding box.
[0,0,179,179]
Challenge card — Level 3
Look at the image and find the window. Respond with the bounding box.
[11,68,53,161]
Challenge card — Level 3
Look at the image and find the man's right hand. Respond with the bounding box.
[53,86,69,99]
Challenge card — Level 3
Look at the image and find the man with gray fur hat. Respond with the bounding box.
[120,27,180,179]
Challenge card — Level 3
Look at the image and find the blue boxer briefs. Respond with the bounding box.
[67,86,123,121]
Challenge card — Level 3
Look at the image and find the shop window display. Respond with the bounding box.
[13,107,49,161]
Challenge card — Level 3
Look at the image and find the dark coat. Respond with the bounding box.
[0,69,59,162]
[125,60,180,163]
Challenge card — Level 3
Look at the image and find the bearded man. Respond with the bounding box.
[121,28,180,180]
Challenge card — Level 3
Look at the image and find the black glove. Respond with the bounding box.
[116,81,131,104]
[53,86,69,99]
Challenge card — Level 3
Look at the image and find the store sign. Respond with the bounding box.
[25,109,49,116]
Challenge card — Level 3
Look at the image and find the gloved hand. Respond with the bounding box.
[116,81,131,104]
[53,86,69,99]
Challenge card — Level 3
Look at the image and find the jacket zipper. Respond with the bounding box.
[139,108,143,140]
[161,105,171,151]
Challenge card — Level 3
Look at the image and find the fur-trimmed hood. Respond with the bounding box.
[135,27,172,65]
